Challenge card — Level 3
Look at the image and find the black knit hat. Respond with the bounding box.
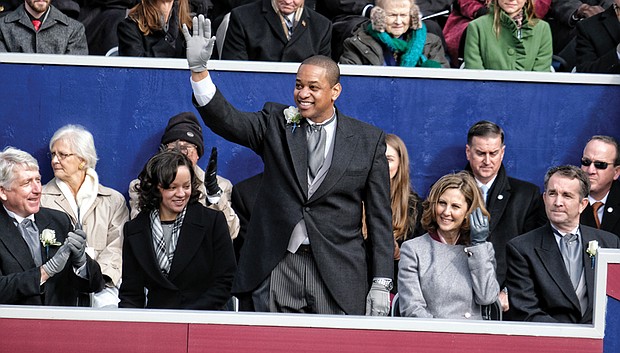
[160,112,204,157]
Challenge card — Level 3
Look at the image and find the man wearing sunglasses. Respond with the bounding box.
[579,135,620,237]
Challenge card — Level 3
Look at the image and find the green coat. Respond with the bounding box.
[464,11,552,71]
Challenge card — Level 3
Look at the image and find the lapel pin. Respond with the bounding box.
[497,195,504,200]
[302,20,306,27]
[607,207,613,213]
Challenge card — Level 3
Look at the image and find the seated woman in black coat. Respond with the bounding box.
[119,150,236,309]
[117,0,192,57]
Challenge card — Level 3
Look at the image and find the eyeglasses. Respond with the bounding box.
[49,152,75,161]
[581,158,614,170]
[167,143,197,154]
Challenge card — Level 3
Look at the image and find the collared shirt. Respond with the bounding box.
[551,223,581,249]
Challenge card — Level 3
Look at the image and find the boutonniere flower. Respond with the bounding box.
[40,229,61,258]
[283,106,303,133]
[586,240,599,269]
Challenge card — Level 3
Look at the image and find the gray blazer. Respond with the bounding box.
[398,233,499,319]
[0,4,87,54]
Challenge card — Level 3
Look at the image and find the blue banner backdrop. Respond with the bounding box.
[1,62,619,200]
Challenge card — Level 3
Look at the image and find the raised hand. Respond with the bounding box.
[182,14,216,73]
[204,147,222,197]
[469,207,489,245]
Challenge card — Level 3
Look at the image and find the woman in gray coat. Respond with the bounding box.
[398,171,499,319]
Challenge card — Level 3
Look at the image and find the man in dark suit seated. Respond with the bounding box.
[505,165,620,323]
[183,17,394,315]
[575,1,620,73]
[579,135,620,236]
[220,0,332,61]
[463,120,546,311]
[0,147,104,306]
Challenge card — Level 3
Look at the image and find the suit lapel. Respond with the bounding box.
[287,10,309,47]
[286,118,310,198]
[535,225,581,311]
[0,208,35,270]
[487,168,511,234]
[309,113,357,202]
[167,205,205,280]
[580,226,597,316]
[601,7,620,45]
[263,2,288,44]
[601,181,620,232]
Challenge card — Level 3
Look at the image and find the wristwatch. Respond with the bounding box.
[373,278,393,291]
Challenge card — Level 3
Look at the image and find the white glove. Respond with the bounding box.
[182,14,215,73]
[365,282,390,316]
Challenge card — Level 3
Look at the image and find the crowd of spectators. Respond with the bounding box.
[1,0,619,72]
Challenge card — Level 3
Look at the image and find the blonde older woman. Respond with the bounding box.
[340,0,449,67]
[41,124,129,308]
[398,171,499,318]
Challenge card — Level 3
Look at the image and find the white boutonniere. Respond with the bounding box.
[586,240,599,269]
[40,229,61,258]
[40,229,61,247]
[283,106,303,133]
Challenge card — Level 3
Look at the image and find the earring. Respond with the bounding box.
[79,162,86,170]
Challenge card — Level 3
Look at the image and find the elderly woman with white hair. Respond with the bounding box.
[339,0,449,67]
[41,124,129,308]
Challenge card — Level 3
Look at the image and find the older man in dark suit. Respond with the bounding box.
[463,121,546,310]
[0,147,103,306]
[579,136,620,236]
[505,165,620,323]
[221,0,332,62]
[575,1,620,73]
[183,16,393,315]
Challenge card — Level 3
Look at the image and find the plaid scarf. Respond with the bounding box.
[150,207,186,276]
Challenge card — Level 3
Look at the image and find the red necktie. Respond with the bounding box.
[592,201,603,229]
[32,19,41,31]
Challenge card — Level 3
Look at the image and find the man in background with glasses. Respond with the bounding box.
[579,135,620,237]
[128,112,240,240]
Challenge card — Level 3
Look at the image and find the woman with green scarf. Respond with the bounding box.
[339,0,449,68]
[463,0,553,71]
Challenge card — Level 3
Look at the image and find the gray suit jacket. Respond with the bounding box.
[0,4,87,54]
[196,89,393,314]
[505,223,620,323]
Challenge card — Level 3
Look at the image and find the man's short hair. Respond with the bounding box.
[301,55,340,86]
[588,135,620,165]
[467,120,505,145]
[0,147,39,190]
[544,165,590,199]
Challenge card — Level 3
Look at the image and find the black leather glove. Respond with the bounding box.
[67,229,87,268]
[205,147,222,197]
[469,207,490,245]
